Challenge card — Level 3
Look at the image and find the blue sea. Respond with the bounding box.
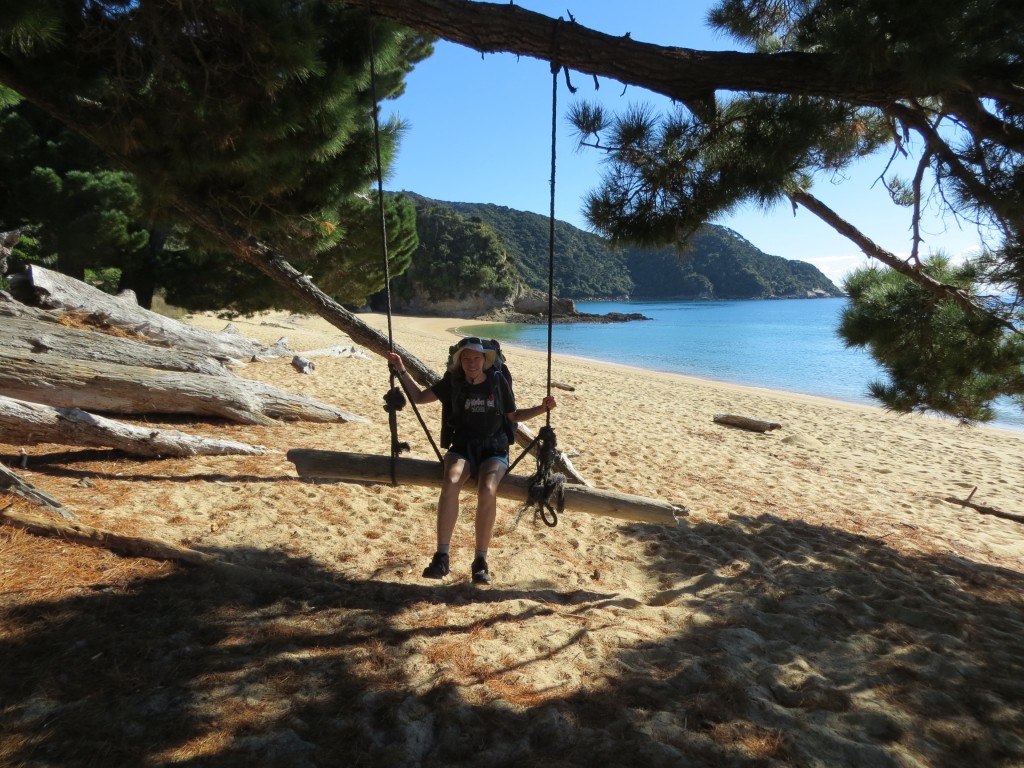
[462,298,1024,433]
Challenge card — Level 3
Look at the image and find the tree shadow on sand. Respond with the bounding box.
[3,513,1024,767]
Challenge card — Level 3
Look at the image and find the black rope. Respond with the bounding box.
[368,15,446,472]
[507,431,540,475]
[367,18,405,485]
[367,24,392,350]
[511,58,564,528]
[514,425,565,529]
[546,51,558,413]
[391,366,445,462]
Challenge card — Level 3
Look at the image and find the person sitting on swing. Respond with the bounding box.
[387,338,556,584]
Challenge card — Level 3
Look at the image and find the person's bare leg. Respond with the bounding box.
[422,454,471,578]
[438,454,471,548]
[473,459,507,559]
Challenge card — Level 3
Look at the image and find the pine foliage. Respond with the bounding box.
[0,0,432,308]
[840,257,1024,422]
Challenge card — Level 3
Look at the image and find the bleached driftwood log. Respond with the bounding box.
[8,265,288,363]
[0,290,64,322]
[0,462,76,519]
[287,449,683,526]
[1,315,233,377]
[0,395,270,457]
[0,350,365,425]
[291,355,315,374]
[302,344,369,359]
[713,414,783,433]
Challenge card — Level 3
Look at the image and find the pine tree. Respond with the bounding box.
[0,89,148,284]
[839,256,1024,422]
[0,1,431,307]
[159,193,420,313]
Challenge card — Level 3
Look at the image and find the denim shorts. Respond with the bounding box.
[447,449,510,468]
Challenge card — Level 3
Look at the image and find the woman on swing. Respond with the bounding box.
[387,338,557,584]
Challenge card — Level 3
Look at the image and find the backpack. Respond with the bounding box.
[439,338,516,449]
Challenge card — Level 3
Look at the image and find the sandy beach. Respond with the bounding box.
[3,310,1024,767]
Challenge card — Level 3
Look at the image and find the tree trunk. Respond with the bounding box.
[8,265,288,364]
[0,395,270,457]
[1,314,234,377]
[286,449,683,526]
[0,350,365,425]
[334,0,995,107]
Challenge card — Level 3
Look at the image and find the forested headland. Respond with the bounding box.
[383,193,840,314]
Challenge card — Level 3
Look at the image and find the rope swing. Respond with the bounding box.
[369,20,443,484]
[289,23,682,527]
[510,60,566,528]
[372,21,569,529]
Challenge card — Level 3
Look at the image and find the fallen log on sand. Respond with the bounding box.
[945,492,1024,524]
[8,265,287,363]
[0,350,365,425]
[713,413,782,433]
[0,395,270,457]
[1,314,233,377]
[287,449,684,526]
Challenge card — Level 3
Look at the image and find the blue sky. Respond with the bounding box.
[383,2,983,287]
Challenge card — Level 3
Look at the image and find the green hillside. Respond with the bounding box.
[399,193,841,301]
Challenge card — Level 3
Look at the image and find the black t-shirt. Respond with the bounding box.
[432,369,516,449]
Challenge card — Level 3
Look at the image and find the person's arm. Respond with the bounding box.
[386,352,439,405]
[509,395,556,423]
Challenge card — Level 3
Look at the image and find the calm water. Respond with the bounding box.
[462,298,1024,432]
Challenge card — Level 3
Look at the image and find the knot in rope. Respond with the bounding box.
[382,384,406,414]
[383,383,410,462]
[519,425,565,528]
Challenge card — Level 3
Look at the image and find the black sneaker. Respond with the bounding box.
[422,552,450,579]
[471,557,492,585]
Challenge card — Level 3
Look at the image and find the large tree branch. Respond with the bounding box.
[335,0,1020,108]
[887,101,1020,243]
[789,188,1021,336]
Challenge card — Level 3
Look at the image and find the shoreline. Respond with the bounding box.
[443,315,1024,435]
